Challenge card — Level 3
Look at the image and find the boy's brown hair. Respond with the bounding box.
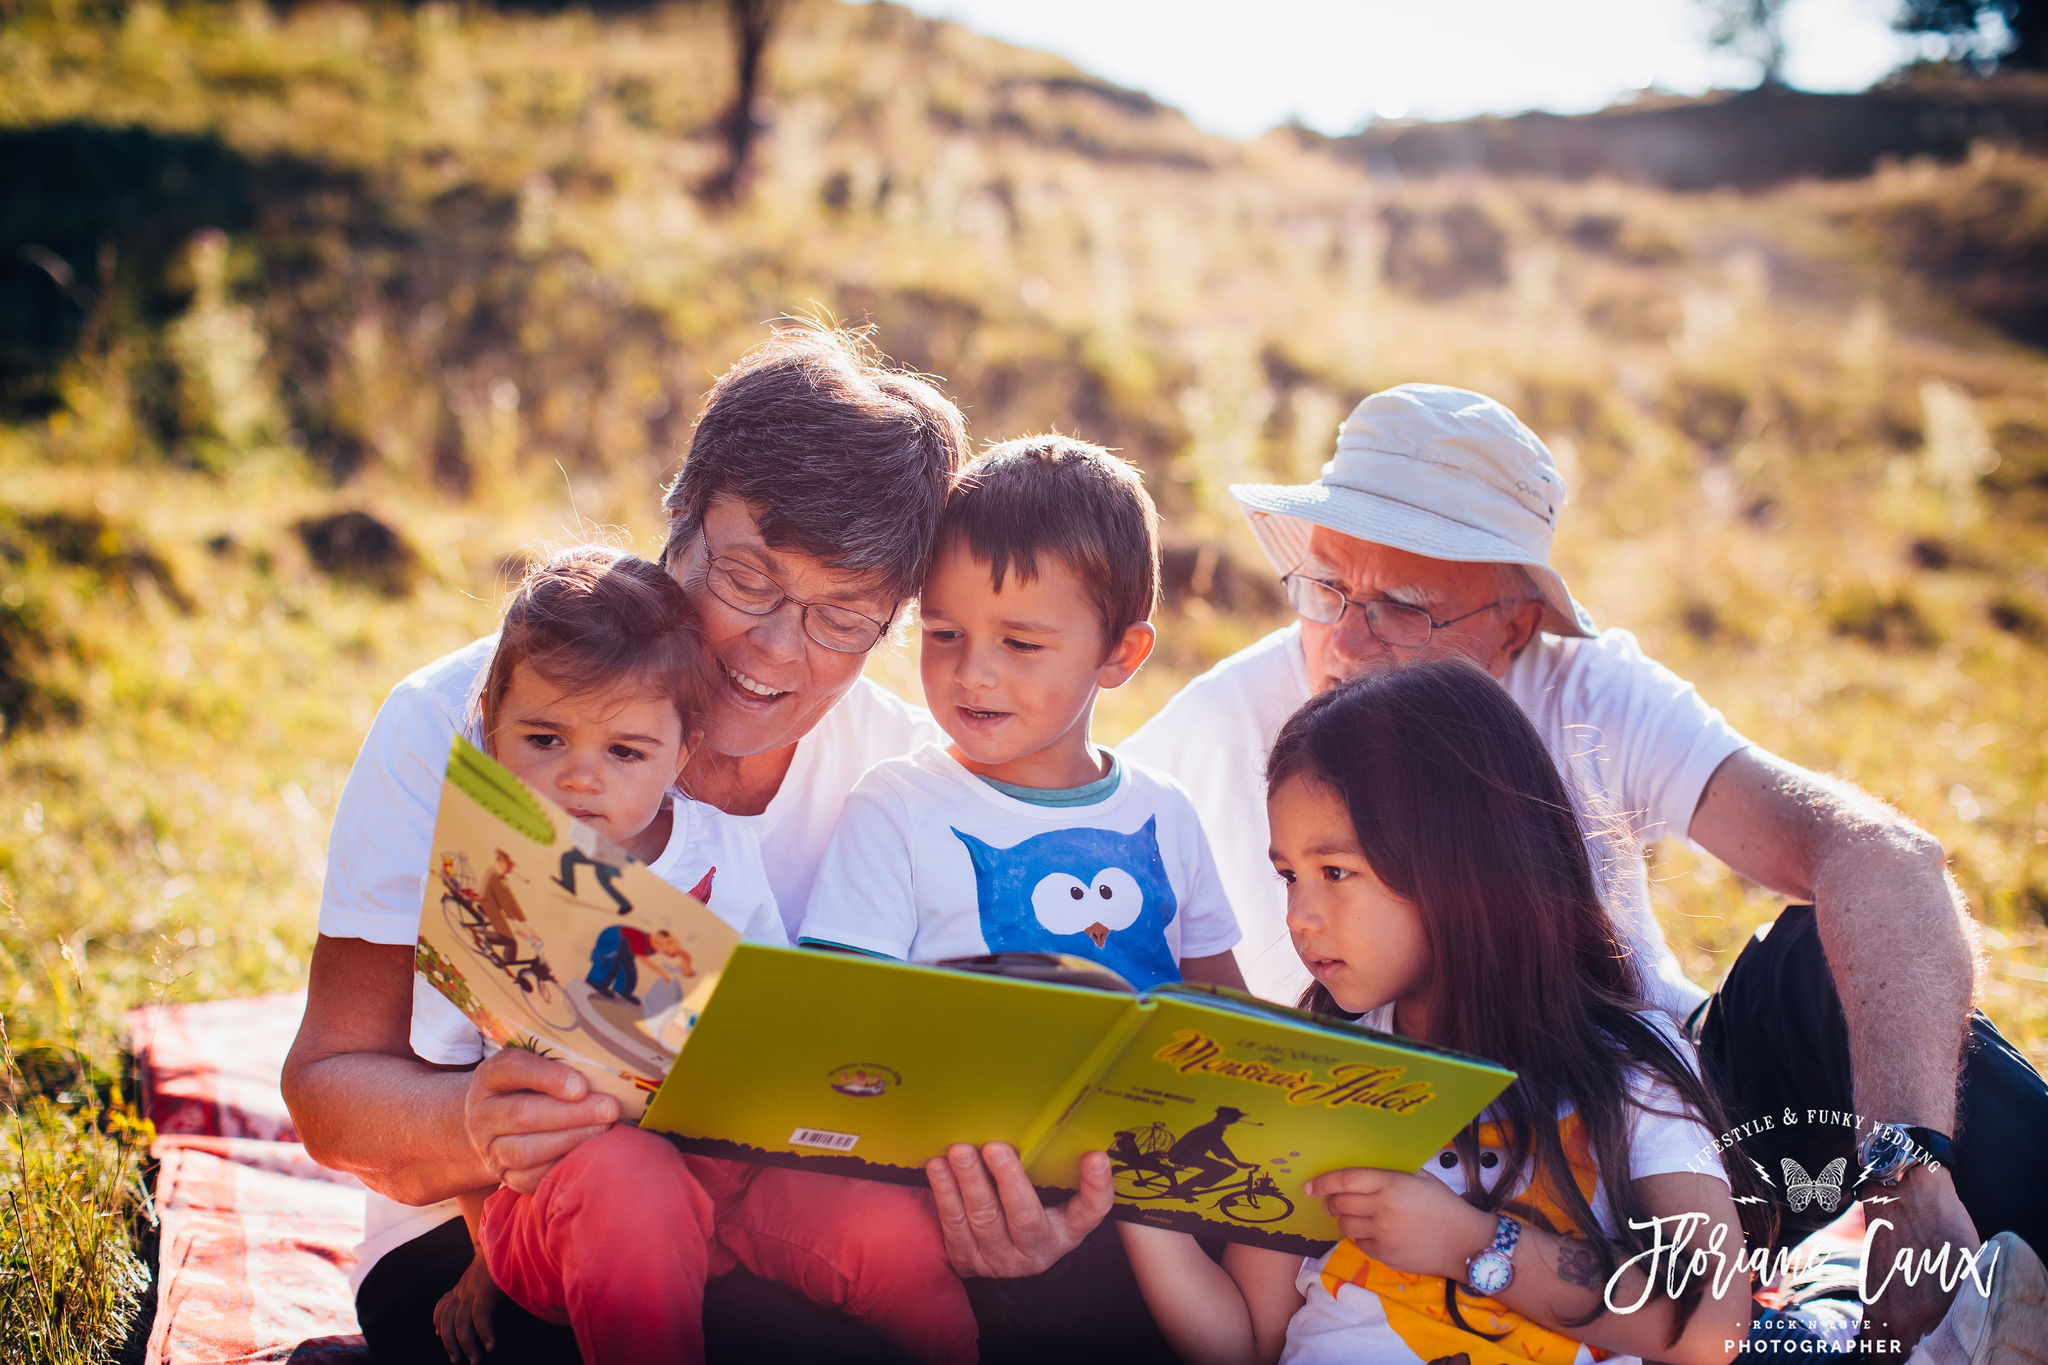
[477,546,708,751]
[941,436,1160,647]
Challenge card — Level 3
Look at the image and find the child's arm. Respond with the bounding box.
[1117,1223,1303,1365]
[1306,1166,1749,1365]
[1180,951,1248,991]
[433,1188,503,1365]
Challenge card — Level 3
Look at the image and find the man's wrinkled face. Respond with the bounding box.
[1292,526,1540,694]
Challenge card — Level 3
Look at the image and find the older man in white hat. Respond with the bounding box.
[1119,382,2045,1352]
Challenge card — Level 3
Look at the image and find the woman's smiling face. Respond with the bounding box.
[670,495,897,762]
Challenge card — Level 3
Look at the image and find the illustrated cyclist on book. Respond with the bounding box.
[472,851,539,960]
[1162,1106,1254,1201]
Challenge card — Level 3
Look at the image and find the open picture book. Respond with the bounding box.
[416,737,1517,1253]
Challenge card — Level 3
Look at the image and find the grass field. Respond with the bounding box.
[4,0,2047,1358]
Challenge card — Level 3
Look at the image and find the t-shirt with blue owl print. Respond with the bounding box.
[797,744,1241,990]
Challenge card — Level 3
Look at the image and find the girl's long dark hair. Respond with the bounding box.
[1266,658,1769,1344]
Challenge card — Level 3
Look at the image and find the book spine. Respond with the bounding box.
[1014,1001,1155,1168]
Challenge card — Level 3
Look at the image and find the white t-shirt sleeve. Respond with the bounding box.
[1162,786,1243,961]
[1623,1016,1727,1185]
[1578,630,1748,847]
[795,774,919,958]
[318,637,493,945]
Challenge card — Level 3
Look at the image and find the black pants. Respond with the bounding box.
[1698,903,2048,1254]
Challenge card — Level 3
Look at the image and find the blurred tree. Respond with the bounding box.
[441,0,784,201]
[701,0,784,204]
[1897,1,2048,69]
[1705,0,1791,87]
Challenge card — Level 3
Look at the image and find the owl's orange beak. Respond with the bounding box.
[1085,922,1110,948]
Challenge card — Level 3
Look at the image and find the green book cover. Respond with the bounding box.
[1022,988,1515,1253]
[416,740,1517,1254]
[640,944,1137,1174]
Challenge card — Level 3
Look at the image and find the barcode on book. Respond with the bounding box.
[790,1127,859,1151]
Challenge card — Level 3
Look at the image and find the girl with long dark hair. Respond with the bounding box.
[1121,657,1764,1365]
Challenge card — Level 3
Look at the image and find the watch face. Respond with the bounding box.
[1467,1248,1513,1296]
[1860,1126,1913,1182]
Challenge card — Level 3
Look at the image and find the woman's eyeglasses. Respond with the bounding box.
[697,528,890,654]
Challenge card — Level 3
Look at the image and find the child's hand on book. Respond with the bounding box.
[464,1048,619,1192]
[1304,1167,1497,1282]
[433,1252,502,1364]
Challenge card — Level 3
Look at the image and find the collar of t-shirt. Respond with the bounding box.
[974,751,1123,807]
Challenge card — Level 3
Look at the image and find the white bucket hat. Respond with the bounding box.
[1231,383,1596,639]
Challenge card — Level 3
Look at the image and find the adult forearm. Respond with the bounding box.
[286,1051,490,1205]
[1688,751,1977,1129]
[1810,831,1975,1127]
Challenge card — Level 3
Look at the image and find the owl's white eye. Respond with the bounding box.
[1031,873,1094,935]
[1088,868,1143,931]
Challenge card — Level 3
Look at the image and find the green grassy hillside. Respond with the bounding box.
[4,2,2048,1356]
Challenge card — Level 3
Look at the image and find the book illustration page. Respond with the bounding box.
[415,737,741,1116]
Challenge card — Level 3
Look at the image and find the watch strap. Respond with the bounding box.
[1463,1213,1521,1294]
[1901,1126,1955,1169]
[1860,1123,1956,1183]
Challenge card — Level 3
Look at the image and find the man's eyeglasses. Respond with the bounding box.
[1280,573,1515,649]
[697,528,891,654]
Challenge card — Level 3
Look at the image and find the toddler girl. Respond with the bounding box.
[432,545,975,1365]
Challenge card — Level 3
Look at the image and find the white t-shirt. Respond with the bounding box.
[798,745,1242,991]
[1281,1006,1725,1365]
[320,637,940,1287]
[1121,625,1746,1018]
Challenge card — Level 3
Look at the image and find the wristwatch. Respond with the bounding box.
[1464,1213,1521,1296]
[1856,1124,1954,1187]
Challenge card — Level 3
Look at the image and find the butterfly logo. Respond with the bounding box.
[1781,1157,1848,1213]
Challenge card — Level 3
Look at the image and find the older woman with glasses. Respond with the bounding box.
[282,326,1035,1363]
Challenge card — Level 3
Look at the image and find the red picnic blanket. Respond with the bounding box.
[129,992,368,1365]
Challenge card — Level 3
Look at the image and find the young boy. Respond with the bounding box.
[800,436,1244,992]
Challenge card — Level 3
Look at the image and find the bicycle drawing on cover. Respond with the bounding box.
[1106,1109,1296,1226]
[438,851,579,1033]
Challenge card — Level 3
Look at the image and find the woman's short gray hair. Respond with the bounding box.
[660,323,968,606]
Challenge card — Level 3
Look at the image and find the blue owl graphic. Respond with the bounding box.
[951,817,1180,989]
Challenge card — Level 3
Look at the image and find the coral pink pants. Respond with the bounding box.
[480,1126,977,1365]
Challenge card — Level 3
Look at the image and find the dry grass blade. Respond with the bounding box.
[1,993,154,1363]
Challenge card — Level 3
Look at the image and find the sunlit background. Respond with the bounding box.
[5,0,2048,1355]
[893,0,1958,135]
